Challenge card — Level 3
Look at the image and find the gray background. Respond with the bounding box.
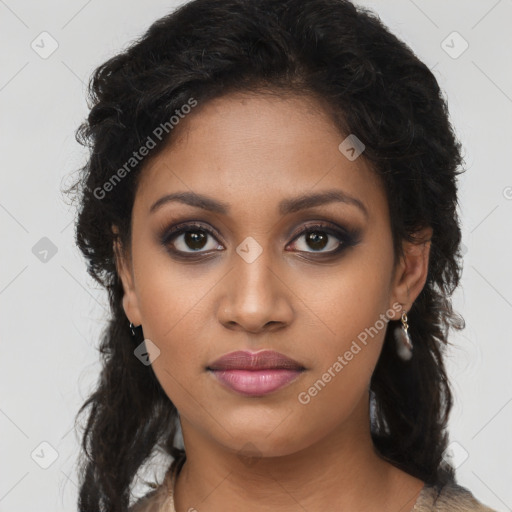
[1,0,511,510]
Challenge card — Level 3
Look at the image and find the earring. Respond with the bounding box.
[394,309,413,361]
[129,322,136,336]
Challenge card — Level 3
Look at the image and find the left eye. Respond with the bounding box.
[289,226,344,253]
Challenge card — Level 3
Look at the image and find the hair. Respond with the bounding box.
[64,0,466,510]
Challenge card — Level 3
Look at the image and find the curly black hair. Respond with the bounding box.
[64,0,466,510]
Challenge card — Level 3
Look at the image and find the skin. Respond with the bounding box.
[115,92,433,511]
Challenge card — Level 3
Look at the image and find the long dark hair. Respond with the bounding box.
[64,0,466,509]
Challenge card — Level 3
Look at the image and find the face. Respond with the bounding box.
[116,92,431,459]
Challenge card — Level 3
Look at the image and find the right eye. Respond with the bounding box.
[161,222,224,256]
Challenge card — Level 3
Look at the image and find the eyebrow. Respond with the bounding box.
[149,189,368,218]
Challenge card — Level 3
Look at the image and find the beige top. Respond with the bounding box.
[129,459,497,512]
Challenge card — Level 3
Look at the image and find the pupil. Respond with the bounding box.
[307,231,327,250]
[185,231,207,250]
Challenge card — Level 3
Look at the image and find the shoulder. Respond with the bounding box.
[415,480,498,512]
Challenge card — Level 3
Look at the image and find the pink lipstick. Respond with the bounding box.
[207,350,305,397]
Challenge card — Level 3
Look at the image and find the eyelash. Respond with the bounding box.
[159,221,361,260]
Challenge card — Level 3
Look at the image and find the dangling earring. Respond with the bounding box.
[129,322,136,336]
[394,309,413,361]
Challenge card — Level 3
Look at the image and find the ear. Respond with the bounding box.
[388,226,433,319]
[112,225,143,327]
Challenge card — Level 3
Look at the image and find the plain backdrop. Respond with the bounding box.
[1,0,511,510]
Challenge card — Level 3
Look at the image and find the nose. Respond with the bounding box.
[216,246,294,334]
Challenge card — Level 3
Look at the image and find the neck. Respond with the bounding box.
[173,398,424,512]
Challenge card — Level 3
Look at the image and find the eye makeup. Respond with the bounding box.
[156,217,363,262]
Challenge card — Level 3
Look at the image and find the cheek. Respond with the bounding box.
[292,248,393,349]
[289,279,391,449]
[130,246,215,403]
[139,290,212,421]
[132,238,212,348]
[290,245,394,406]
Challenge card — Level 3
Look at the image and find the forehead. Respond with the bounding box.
[134,92,386,220]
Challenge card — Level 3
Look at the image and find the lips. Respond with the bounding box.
[207,350,305,397]
[207,350,305,371]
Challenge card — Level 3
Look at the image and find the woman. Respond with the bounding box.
[67,0,497,510]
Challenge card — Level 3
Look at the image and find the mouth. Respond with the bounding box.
[206,350,306,397]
